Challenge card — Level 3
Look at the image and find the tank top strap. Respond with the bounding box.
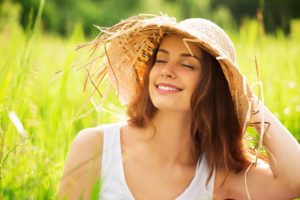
[100,122,133,200]
[101,123,124,178]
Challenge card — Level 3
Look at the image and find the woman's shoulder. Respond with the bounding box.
[63,125,106,174]
[71,122,127,154]
[72,126,104,152]
[58,125,105,199]
[77,125,104,138]
[73,122,125,144]
[214,162,298,199]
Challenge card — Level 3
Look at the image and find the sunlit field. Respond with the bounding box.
[0,17,299,199]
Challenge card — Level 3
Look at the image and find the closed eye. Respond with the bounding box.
[155,60,167,63]
[182,64,194,69]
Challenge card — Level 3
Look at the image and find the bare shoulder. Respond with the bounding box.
[73,126,104,152]
[216,162,300,200]
[67,127,104,168]
[58,126,104,200]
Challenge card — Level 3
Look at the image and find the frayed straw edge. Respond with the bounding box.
[244,162,253,200]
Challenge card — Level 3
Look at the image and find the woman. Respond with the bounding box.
[58,14,300,199]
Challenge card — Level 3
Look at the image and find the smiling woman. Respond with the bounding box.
[148,35,202,112]
[58,14,300,200]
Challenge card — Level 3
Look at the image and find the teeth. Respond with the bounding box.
[157,85,179,91]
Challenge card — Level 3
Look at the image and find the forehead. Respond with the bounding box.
[158,34,203,58]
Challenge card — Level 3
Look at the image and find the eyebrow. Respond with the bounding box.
[158,49,202,63]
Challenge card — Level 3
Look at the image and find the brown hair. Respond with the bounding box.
[127,47,158,127]
[127,39,250,179]
[190,50,251,180]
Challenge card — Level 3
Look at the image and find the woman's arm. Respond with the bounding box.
[58,127,103,200]
[221,101,300,199]
[252,101,300,192]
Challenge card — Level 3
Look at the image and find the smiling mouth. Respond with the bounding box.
[155,84,183,92]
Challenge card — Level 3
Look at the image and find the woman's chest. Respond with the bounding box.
[122,156,197,200]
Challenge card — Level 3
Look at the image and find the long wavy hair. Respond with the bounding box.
[127,38,251,180]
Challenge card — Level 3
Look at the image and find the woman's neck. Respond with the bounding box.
[144,110,198,166]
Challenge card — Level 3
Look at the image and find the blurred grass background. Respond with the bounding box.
[0,0,299,199]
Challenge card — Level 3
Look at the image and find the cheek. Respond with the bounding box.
[187,74,201,95]
[148,68,156,92]
[148,66,158,84]
[193,76,201,89]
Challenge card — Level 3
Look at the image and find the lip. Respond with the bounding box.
[155,82,183,94]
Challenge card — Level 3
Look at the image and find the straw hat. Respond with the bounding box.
[84,13,254,132]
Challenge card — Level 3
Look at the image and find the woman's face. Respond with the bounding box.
[149,35,203,112]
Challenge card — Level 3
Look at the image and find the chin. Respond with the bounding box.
[152,100,190,112]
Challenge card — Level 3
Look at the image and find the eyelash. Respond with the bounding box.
[181,64,194,69]
[155,60,194,69]
[155,60,167,63]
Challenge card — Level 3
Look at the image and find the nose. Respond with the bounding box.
[160,62,176,79]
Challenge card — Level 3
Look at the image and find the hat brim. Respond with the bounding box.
[90,15,253,132]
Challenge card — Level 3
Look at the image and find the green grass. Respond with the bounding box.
[0,17,299,199]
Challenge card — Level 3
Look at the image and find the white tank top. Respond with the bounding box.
[99,123,215,200]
